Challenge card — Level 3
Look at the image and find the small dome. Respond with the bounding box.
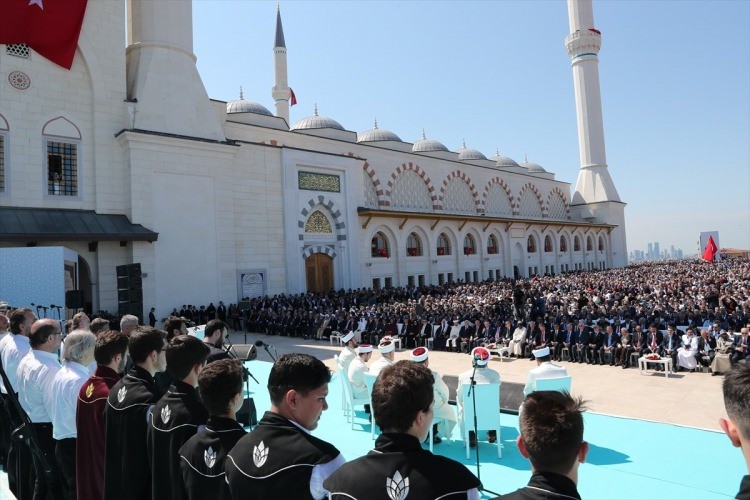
[412,130,448,152]
[357,118,402,143]
[522,161,546,173]
[291,104,344,131]
[226,87,273,116]
[457,140,487,160]
[491,149,520,168]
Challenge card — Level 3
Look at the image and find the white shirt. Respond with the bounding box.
[16,349,61,423]
[0,334,31,394]
[50,361,90,439]
[339,346,357,373]
[368,356,393,377]
[347,356,369,399]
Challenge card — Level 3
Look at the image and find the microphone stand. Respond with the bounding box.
[467,361,500,498]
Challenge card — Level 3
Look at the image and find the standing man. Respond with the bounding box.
[410,347,456,444]
[104,327,167,500]
[76,330,129,500]
[50,331,96,500]
[217,301,228,324]
[225,353,346,499]
[523,347,569,396]
[348,344,373,400]
[148,308,157,327]
[324,361,480,498]
[16,318,64,499]
[457,347,500,447]
[720,364,750,498]
[338,331,357,373]
[499,391,588,499]
[203,319,231,364]
[369,337,395,376]
[148,335,210,500]
[179,359,247,500]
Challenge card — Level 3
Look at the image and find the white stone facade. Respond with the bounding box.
[0,1,626,316]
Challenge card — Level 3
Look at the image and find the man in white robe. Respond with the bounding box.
[411,347,456,443]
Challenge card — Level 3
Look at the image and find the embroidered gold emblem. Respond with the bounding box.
[85,383,94,399]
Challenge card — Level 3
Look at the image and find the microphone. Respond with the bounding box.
[255,340,273,349]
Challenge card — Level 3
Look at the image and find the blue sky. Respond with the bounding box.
[193,0,750,256]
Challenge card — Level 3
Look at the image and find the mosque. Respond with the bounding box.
[0,0,626,318]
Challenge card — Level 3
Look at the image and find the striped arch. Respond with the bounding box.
[383,162,438,209]
[482,177,515,215]
[438,170,481,212]
[298,195,346,241]
[518,183,546,218]
[546,187,571,220]
[361,161,386,207]
[302,244,337,259]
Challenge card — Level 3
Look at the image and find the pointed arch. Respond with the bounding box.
[438,170,480,213]
[547,187,570,220]
[518,183,545,218]
[0,113,8,131]
[361,161,385,207]
[482,177,515,216]
[42,116,82,139]
[298,195,346,241]
[384,162,437,209]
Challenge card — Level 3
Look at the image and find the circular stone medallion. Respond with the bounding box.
[8,71,31,90]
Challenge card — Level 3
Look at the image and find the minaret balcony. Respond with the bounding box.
[565,30,601,58]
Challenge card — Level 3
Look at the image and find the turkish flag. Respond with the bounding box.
[290,88,297,106]
[702,235,717,262]
[0,0,88,69]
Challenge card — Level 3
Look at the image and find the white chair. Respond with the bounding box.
[333,355,346,415]
[458,382,502,459]
[330,331,343,345]
[533,375,572,393]
[363,372,378,439]
[336,358,370,429]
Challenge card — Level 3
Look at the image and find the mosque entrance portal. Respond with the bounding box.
[305,253,333,293]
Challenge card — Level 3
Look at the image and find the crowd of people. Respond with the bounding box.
[168,258,749,374]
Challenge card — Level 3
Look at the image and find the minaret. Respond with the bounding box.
[565,0,627,267]
[272,5,292,126]
[126,0,224,141]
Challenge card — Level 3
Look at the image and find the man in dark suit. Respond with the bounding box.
[418,318,432,347]
[624,325,646,368]
[663,325,681,369]
[573,321,589,363]
[586,325,604,365]
[556,323,576,362]
[644,324,664,357]
[732,327,749,365]
[599,325,619,366]
[459,319,475,354]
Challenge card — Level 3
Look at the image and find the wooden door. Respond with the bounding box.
[305,253,333,293]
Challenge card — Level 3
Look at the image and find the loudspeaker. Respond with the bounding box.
[237,397,257,427]
[65,290,84,309]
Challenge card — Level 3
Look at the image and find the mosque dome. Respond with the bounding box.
[357,119,402,143]
[522,161,546,173]
[457,140,487,160]
[226,87,273,116]
[491,149,520,168]
[291,104,345,131]
[412,130,449,152]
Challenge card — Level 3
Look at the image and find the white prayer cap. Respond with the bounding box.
[378,338,395,354]
[342,331,355,343]
[411,347,428,363]
[532,346,551,358]
[358,344,373,354]
[471,347,490,366]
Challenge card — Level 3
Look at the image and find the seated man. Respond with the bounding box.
[179,359,247,500]
[696,328,716,369]
[719,363,750,498]
[324,361,480,499]
[369,337,395,377]
[347,344,373,400]
[338,331,357,373]
[523,347,568,397]
[677,327,699,372]
[446,319,461,353]
[457,347,500,446]
[614,327,631,368]
[663,325,682,370]
[508,321,527,358]
[410,347,456,444]
[225,354,346,499]
[500,391,588,499]
[585,325,603,365]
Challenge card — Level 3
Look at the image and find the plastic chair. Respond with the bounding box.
[330,331,343,345]
[458,382,501,459]
[533,375,572,393]
[337,359,370,429]
[333,355,346,415]
[363,372,378,439]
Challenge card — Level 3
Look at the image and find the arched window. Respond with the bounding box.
[544,235,552,253]
[560,236,567,253]
[586,236,593,252]
[371,231,390,258]
[304,210,332,234]
[437,233,451,256]
[406,232,423,257]
[527,235,537,253]
[463,234,476,255]
[487,235,499,255]
[574,236,581,252]
[43,116,81,197]
[598,236,605,252]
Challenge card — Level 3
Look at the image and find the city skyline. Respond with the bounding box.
[192,0,750,255]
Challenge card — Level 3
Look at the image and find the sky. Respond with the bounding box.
[192,0,750,256]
